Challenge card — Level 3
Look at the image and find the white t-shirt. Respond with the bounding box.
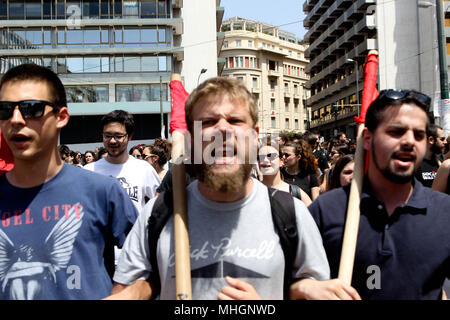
[84,156,161,212]
[113,178,330,300]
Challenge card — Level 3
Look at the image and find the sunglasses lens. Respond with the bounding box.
[0,102,16,120]
[20,101,46,119]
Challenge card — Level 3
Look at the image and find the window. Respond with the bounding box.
[269,80,276,90]
[25,1,42,19]
[84,29,100,44]
[252,77,258,89]
[235,40,241,47]
[142,28,157,43]
[83,0,99,18]
[84,57,100,73]
[124,28,140,43]
[9,1,24,19]
[124,57,140,72]
[271,117,276,128]
[67,30,82,44]
[142,56,158,71]
[224,41,228,48]
[285,118,289,129]
[271,99,275,110]
[248,40,253,47]
[66,57,83,73]
[141,0,157,18]
[295,119,299,129]
[25,29,42,45]
[66,85,108,103]
[285,99,289,112]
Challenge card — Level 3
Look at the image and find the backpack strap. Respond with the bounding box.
[267,187,299,300]
[147,189,174,297]
[289,184,302,200]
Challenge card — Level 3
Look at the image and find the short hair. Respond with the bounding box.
[58,144,70,156]
[365,89,430,132]
[0,63,67,109]
[101,110,135,136]
[184,77,258,132]
[427,123,442,139]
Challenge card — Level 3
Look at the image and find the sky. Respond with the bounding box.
[221,0,307,39]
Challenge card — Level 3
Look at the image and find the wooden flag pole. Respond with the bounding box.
[338,50,379,284]
[170,74,192,300]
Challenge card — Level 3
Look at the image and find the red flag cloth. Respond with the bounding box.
[354,52,379,124]
[0,129,14,173]
[169,80,189,134]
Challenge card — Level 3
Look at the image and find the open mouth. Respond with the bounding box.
[10,134,32,146]
[392,152,416,166]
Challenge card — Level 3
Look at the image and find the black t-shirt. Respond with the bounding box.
[415,157,440,188]
[314,148,330,173]
[280,167,319,199]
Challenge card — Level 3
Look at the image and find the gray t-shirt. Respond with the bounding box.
[114,178,330,300]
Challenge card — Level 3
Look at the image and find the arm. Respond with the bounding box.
[104,280,155,300]
[289,278,361,300]
[311,186,320,201]
[299,189,312,206]
[432,159,450,193]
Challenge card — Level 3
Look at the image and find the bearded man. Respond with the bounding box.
[105,77,332,300]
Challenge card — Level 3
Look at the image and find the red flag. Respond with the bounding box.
[355,51,379,173]
[0,129,14,173]
[355,51,379,124]
[169,79,189,135]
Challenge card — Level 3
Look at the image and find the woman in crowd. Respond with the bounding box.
[84,150,96,165]
[129,145,143,159]
[143,138,170,181]
[280,140,320,201]
[326,154,354,192]
[258,143,312,206]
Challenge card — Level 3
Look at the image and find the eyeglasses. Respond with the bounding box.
[102,133,128,141]
[258,152,279,162]
[133,154,142,159]
[0,100,57,120]
[378,89,431,107]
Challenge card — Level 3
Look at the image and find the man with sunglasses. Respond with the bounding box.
[0,64,138,299]
[308,89,450,299]
[415,124,447,188]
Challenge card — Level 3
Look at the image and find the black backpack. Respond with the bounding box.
[147,186,298,300]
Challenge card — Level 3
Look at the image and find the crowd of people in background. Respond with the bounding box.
[58,138,172,174]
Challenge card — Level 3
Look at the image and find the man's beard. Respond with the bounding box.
[371,141,417,184]
[193,163,253,193]
[106,144,127,158]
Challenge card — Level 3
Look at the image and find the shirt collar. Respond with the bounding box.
[360,176,427,215]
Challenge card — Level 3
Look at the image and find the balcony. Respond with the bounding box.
[306,15,376,73]
[309,104,358,128]
[305,0,376,57]
[268,69,281,77]
[305,38,376,92]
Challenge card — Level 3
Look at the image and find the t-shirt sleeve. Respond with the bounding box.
[309,173,319,188]
[108,180,139,248]
[113,198,155,285]
[291,198,330,281]
[145,164,161,199]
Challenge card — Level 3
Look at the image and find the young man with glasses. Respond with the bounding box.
[308,89,450,299]
[0,64,137,299]
[415,123,448,187]
[84,109,160,213]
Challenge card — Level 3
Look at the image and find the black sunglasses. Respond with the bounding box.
[0,100,57,120]
[258,152,278,162]
[378,89,431,107]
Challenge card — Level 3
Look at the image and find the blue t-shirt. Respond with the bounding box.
[0,164,138,300]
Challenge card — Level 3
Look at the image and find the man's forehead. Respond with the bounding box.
[0,79,51,100]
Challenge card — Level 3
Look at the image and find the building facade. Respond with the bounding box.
[303,0,377,140]
[0,0,223,151]
[219,17,310,137]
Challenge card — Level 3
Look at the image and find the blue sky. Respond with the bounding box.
[221,0,307,39]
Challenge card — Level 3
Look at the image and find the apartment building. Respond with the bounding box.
[220,17,310,137]
[0,0,224,151]
[303,0,377,140]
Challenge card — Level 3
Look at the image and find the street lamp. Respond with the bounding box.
[347,58,360,117]
[197,68,207,86]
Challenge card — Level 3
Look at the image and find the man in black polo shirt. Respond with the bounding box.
[308,90,450,300]
[415,124,447,187]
